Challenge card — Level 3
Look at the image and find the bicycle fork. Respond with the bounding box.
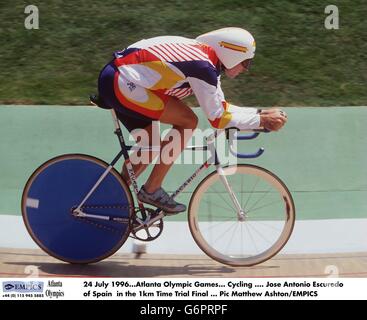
[216,165,246,221]
[207,130,247,221]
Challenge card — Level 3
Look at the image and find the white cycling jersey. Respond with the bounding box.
[112,36,260,129]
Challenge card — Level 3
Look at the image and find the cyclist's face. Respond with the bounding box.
[224,59,252,79]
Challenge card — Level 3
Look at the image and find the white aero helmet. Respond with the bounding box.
[196,27,256,69]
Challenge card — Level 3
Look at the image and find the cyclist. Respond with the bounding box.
[98,27,287,214]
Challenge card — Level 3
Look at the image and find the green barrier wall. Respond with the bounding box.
[0,105,366,220]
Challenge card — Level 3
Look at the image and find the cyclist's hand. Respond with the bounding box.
[259,108,287,131]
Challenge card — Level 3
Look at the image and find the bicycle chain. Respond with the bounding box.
[75,205,162,240]
[74,216,122,234]
[74,204,136,234]
[81,204,132,210]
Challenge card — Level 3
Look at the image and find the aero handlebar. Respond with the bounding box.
[227,127,269,159]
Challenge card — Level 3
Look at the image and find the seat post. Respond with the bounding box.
[111,108,121,131]
[110,109,130,159]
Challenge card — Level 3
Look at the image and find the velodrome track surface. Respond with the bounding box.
[1,216,367,277]
[1,248,366,278]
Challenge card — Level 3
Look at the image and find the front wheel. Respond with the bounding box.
[188,164,295,267]
[21,154,134,264]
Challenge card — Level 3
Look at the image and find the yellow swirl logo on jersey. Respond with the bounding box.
[141,61,184,90]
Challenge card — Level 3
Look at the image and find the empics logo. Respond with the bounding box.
[4,284,15,290]
[2,281,44,293]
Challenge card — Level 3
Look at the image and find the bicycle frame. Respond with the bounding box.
[73,108,266,228]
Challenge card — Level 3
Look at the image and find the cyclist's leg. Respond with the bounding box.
[99,62,198,195]
[98,61,161,184]
[121,122,161,185]
[143,97,198,193]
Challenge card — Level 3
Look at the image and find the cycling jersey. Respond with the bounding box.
[99,36,260,130]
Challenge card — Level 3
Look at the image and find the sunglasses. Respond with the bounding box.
[241,59,253,71]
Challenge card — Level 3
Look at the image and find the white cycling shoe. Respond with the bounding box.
[137,185,186,214]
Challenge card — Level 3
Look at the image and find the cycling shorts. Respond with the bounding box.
[98,61,170,131]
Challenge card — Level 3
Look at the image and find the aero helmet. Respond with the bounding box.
[196,27,256,69]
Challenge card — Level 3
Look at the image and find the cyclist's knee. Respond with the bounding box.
[189,113,199,129]
[180,112,198,130]
[161,98,198,129]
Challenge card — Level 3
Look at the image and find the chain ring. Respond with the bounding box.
[130,208,164,242]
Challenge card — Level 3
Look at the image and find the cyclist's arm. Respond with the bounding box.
[187,75,261,130]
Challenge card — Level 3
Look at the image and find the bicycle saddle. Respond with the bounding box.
[89,94,112,110]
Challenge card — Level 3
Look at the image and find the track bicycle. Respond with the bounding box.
[21,95,295,267]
